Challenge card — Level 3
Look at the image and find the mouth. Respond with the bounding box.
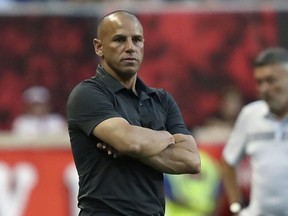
[263,94,272,102]
[121,57,138,63]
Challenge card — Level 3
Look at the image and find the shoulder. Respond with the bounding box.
[234,100,268,127]
[241,100,268,116]
[68,77,108,102]
[148,87,172,100]
[149,87,166,93]
[148,88,178,109]
[69,76,98,93]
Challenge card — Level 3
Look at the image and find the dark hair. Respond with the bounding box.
[254,47,288,67]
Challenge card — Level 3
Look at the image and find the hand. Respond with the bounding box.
[96,142,119,158]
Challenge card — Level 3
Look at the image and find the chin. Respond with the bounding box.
[269,104,285,116]
[117,70,137,80]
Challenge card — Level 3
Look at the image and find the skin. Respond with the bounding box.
[92,11,201,174]
[222,62,288,215]
[254,63,288,119]
[93,11,144,92]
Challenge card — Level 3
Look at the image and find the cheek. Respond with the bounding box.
[103,47,121,60]
[278,79,288,92]
[269,78,286,92]
[139,47,144,58]
[105,44,122,52]
[274,81,288,102]
[282,83,288,99]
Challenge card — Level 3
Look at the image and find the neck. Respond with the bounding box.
[100,64,138,92]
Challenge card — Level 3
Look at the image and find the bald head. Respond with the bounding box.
[97,10,142,39]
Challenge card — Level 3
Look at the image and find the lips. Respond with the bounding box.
[122,57,138,61]
[121,58,138,65]
[123,58,137,61]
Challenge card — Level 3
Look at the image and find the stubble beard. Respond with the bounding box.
[267,97,288,118]
[112,62,140,81]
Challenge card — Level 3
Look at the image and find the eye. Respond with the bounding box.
[266,76,277,84]
[133,36,143,43]
[113,36,126,43]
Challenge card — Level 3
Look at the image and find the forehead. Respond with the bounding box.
[100,13,143,38]
[254,63,288,78]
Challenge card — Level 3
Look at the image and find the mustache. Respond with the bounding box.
[262,93,271,100]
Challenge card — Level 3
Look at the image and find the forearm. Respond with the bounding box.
[93,117,175,158]
[221,158,242,203]
[140,134,201,174]
[125,125,175,158]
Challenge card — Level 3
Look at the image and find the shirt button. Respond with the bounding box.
[139,102,143,106]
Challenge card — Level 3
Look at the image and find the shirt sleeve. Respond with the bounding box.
[222,106,248,166]
[67,82,122,137]
[162,90,192,135]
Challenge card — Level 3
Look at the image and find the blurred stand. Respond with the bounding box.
[0,132,69,148]
[192,86,250,216]
[193,86,244,144]
[164,150,221,216]
[1,1,288,15]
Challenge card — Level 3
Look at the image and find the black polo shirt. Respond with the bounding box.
[67,65,191,216]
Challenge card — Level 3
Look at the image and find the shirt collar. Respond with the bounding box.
[96,65,124,93]
[96,65,156,95]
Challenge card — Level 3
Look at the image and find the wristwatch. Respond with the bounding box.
[229,202,241,214]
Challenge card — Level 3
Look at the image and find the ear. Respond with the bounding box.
[93,38,103,57]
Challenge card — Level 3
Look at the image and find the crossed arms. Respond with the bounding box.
[93,117,201,174]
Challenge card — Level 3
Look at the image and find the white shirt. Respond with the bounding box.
[12,114,67,137]
[223,100,288,216]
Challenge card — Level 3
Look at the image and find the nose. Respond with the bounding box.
[258,82,269,93]
[258,81,270,96]
[125,38,135,52]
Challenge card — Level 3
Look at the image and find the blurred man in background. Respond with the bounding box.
[12,86,67,138]
[222,47,288,216]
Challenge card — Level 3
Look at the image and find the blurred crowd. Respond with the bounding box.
[0,16,96,131]
[11,86,67,137]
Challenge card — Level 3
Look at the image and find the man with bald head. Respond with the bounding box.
[67,10,200,216]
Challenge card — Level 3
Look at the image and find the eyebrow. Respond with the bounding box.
[113,33,143,37]
[112,34,143,39]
